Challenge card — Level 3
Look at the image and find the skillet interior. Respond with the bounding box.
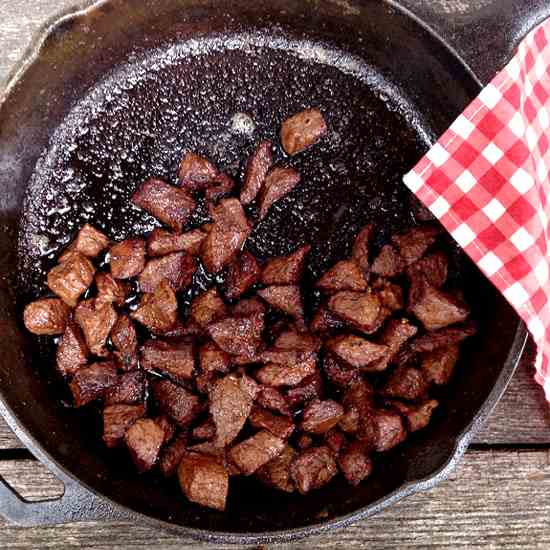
[0,0,523,536]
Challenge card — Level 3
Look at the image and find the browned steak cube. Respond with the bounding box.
[207,314,264,357]
[105,371,146,406]
[141,340,195,382]
[285,372,324,408]
[201,199,250,273]
[343,379,375,412]
[322,354,360,388]
[203,172,235,203]
[352,224,374,273]
[75,299,117,356]
[241,140,273,204]
[257,387,292,417]
[339,409,360,434]
[249,406,295,439]
[256,357,317,387]
[316,260,368,292]
[273,328,321,353]
[110,239,146,280]
[111,314,138,371]
[409,323,476,353]
[229,430,286,475]
[421,344,460,385]
[178,152,218,191]
[389,399,439,432]
[209,375,255,447]
[327,335,388,369]
[132,178,196,232]
[297,434,314,449]
[192,418,217,441]
[131,281,178,333]
[70,224,109,258]
[125,418,165,473]
[369,318,418,372]
[382,366,429,401]
[256,445,296,493]
[147,228,206,257]
[178,452,229,511]
[23,298,70,336]
[199,342,231,373]
[280,108,327,155]
[338,442,373,486]
[324,429,346,454]
[224,251,261,300]
[328,291,382,334]
[191,288,228,328]
[232,296,267,317]
[301,399,344,434]
[310,307,344,335]
[138,253,197,293]
[103,404,146,448]
[259,167,301,219]
[257,286,305,327]
[406,250,448,289]
[160,433,188,477]
[95,272,129,307]
[152,379,202,427]
[70,362,118,407]
[371,245,404,278]
[392,225,440,265]
[368,409,407,452]
[56,322,88,377]
[154,415,176,444]
[373,278,404,312]
[290,446,337,494]
[261,245,311,286]
[260,349,315,367]
[47,253,95,307]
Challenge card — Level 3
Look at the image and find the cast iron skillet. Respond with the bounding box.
[0,0,547,544]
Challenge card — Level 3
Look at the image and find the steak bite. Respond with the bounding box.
[328,291,382,334]
[352,224,374,273]
[382,366,429,401]
[392,225,440,265]
[191,288,228,328]
[111,314,138,371]
[75,299,117,356]
[285,372,324,408]
[202,198,250,273]
[47,253,95,307]
[95,272,129,307]
[338,442,373,486]
[256,356,317,388]
[257,386,292,417]
[310,307,344,335]
[232,296,267,318]
[110,239,146,280]
[316,260,368,292]
[103,404,146,448]
[132,178,196,232]
[389,399,439,432]
[23,298,71,336]
[152,379,202,427]
[138,253,197,293]
[205,172,236,203]
[69,362,118,407]
[131,281,178,333]
[178,452,229,511]
[325,428,347,454]
[207,314,264,357]
[257,286,305,326]
[300,400,345,434]
[289,446,338,494]
[160,433,188,477]
[229,430,286,475]
[366,409,407,452]
[273,327,321,353]
[105,370,146,406]
[261,245,311,286]
[249,406,295,439]
[56,323,89,377]
[178,152,218,191]
[241,140,273,204]
[409,322,477,353]
[327,335,388,369]
[224,251,261,300]
[154,415,176,444]
[125,418,165,473]
[147,228,206,257]
[373,278,404,312]
[322,353,360,388]
[259,167,301,219]
[140,340,195,382]
[406,251,448,289]
[69,224,109,258]
[421,344,460,385]
[369,318,418,372]
[371,245,404,278]
[199,342,231,374]
[192,418,217,441]
[280,108,328,156]
[256,444,296,493]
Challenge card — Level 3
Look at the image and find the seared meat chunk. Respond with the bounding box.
[300,400,344,434]
[207,314,263,357]
[369,318,418,372]
[56,323,88,377]
[406,251,448,289]
[199,342,231,373]
[141,340,195,382]
[131,281,178,333]
[154,415,176,444]
[125,418,165,473]
[152,379,202,427]
[285,372,324,408]
[338,442,373,486]
[316,260,368,292]
[327,335,388,369]
[409,323,476,353]
[147,228,206,257]
[111,315,138,371]
[178,152,218,191]
[280,109,327,155]
[178,452,229,511]
[390,399,439,432]
[259,167,301,219]
[256,356,317,387]
[23,298,70,336]
[160,433,188,477]
[47,253,95,307]
[352,224,374,273]
[70,362,118,407]
[110,239,146,280]
[202,199,250,273]
[392,225,440,265]
[75,299,117,356]
[193,418,216,441]
[340,380,375,434]
[224,251,261,300]
[232,296,266,318]
[257,387,292,417]
[103,404,145,448]
[105,371,145,406]
[260,349,315,367]
[132,178,196,232]
[69,224,109,258]
[421,344,460,385]
[249,406,295,439]
[310,307,344,335]
[191,288,228,328]
[290,446,337,494]
[297,434,314,449]
[256,445,296,493]
[241,141,273,204]
[229,430,286,475]
[322,353,360,388]
[328,291,382,334]
[371,245,404,278]
[374,278,404,312]
[95,272,128,307]
[325,429,346,454]
[138,253,196,293]
[258,286,305,326]
[273,328,321,353]
[365,409,407,452]
[261,245,311,285]
[382,366,429,401]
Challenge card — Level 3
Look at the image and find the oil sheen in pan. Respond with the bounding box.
[17,31,431,305]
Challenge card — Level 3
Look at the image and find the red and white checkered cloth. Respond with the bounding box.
[403,19,550,400]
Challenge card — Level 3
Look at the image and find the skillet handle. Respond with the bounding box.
[0,472,130,526]
[401,0,550,84]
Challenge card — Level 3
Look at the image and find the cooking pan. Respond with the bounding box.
[0,0,546,544]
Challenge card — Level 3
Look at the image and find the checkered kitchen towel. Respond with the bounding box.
[403,19,550,400]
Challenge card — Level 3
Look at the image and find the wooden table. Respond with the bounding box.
[1,1,550,548]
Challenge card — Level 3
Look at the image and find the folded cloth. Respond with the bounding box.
[403,19,550,400]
